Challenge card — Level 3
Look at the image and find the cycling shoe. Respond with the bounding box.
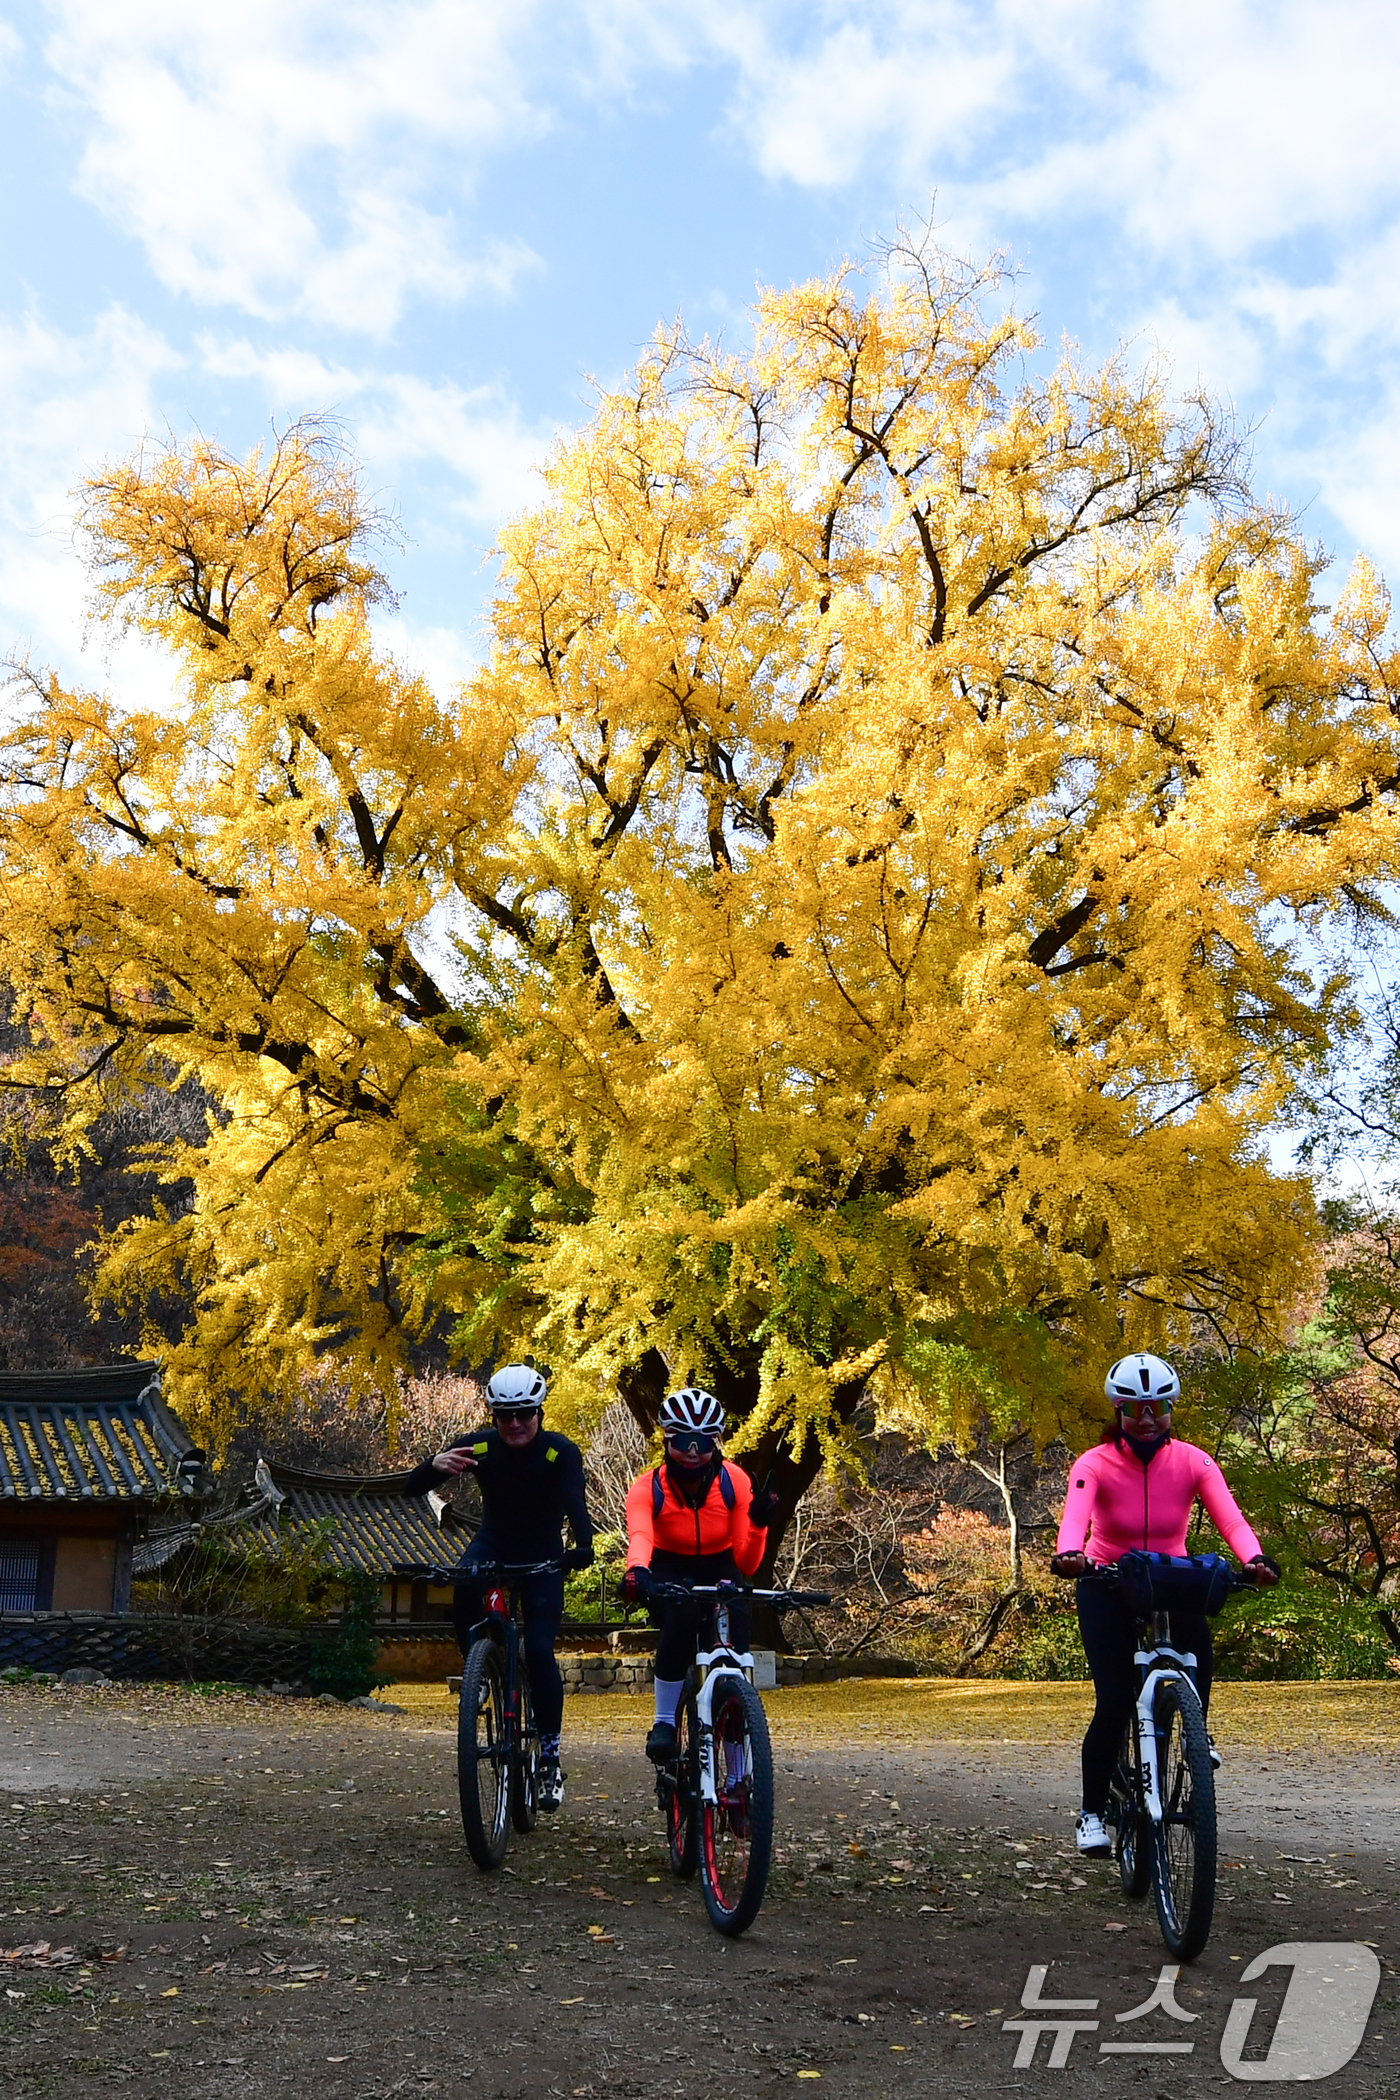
[538,1757,565,1812]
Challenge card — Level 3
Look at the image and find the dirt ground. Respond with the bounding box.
[3,1675,1398,2099]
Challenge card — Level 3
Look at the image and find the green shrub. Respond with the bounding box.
[561,1530,638,1627]
[997,1594,1090,1680]
[1212,1575,1394,1680]
[307,1572,390,1700]
[131,1519,344,1626]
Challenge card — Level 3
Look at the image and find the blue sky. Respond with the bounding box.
[2,1,1398,707]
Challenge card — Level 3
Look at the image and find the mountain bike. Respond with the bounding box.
[453,1558,562,1871]
[645,1577,831,1937]
[1096,1552,1260,1961]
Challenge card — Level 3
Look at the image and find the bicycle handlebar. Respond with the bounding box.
[416,1557,568,1584]
[470,1558,568,1577]
[642,1579,833,1609]
[1083,1558,1260,1599]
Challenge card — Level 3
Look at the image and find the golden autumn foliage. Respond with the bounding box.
[2,249,1399,1501]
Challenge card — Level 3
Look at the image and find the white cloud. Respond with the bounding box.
[684,1,1400,258]
[376,614,488,703]
[357,375,554,526]
[620,0,1400,580]
[197,335,556,527]
[0,310,564,750]
[0,19,22,74]
[0,304,184,687]
[42,0,546,333]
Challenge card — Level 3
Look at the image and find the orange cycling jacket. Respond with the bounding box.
[625,1462,767,1577]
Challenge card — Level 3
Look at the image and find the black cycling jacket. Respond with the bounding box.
[401,1427,594,1564]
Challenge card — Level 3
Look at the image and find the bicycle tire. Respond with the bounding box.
[1150,1675,1217,1959]
[458,1639,511,1870]
[664,1691,699,1879]
[510,1661,539,1834]
[1109,1720,1150,1900]
[699,1674,773,1936]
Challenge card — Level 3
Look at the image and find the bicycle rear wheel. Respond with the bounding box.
[458,1639,511,1870]
[663,1691,699,1879]
[510,1663,539,1834]
[1150,1676,1217,1959]
[699,1674,773,1936]
[1109,1720,1150,1900]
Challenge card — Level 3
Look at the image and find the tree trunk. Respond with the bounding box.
[612,1351,868,1650]
[954,1438,1026,1673]
[616,1348,670,1440]
[730,1370,869,1650]
[955,1584,1023,1674]
[964,1438,1025,1588]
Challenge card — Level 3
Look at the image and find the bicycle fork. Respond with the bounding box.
[1133,1651,1198,1823]
[693,1648,754,1804]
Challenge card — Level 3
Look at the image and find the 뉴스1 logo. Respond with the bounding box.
[1003,1944,1380,2079]
[1220,1944,1381,2082]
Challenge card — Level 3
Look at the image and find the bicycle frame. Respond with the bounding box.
[1090,1554,1264,1963]
[471,1589,524,1751]
[693,1592,756,1806]
[1098,1560,1257,1820]
[650,1580,830,1805]
[448,1557,565,1869]
[438,1557,565,1760]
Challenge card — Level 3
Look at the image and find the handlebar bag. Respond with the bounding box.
[1116,1550,1234,1617]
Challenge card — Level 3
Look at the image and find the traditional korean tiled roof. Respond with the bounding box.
[218,1460,473,1580]
[0,1364,202,1504]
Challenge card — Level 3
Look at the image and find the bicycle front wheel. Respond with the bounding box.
[664,1692,698,1880]
[699,1674,773,1936]
[1109,1720,1150,1900]
[510,1663,539,1834]
[1150,1676,1217,1959]
[458,1639,511,1870]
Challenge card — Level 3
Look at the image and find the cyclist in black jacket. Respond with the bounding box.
[401,1363,594,1811]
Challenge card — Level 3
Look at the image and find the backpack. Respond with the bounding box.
[652,1463,736,1519]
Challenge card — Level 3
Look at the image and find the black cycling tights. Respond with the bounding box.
[453,1566,565,1738]
[1076,1577,1213,1813]
[646,1547,750,1681]
[650,1591,753,1681]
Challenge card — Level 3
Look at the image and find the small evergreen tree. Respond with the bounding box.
[308,1571,390,1700]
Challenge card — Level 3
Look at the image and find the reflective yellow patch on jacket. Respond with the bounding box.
[472,1441,488,1455]
[546,1446,558,1462]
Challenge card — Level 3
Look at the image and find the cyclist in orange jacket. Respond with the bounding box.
[621,1387,781,1759]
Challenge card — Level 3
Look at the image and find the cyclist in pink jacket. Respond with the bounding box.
[1050,1352,1278,1857]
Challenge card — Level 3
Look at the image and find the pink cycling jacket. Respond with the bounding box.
[1055,1437,1262,1566]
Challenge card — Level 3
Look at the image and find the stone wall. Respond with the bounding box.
[549,1650,928,1693]
[0,1611,453,1684]
[0,1610,931,1690]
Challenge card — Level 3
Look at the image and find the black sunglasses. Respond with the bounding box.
[665,1429,716,1457]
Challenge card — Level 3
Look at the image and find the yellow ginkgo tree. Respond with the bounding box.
[2,247,1398,1556]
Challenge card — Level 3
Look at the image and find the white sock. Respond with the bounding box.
[653,1677,684,1726]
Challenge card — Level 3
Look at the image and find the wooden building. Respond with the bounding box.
[221,1459,471,1622]
[0,1363,207,1613]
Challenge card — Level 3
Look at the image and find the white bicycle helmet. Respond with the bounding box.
[487,1362,548,1411]
[658,1387,725,1437]
[1104,1352,1180,1405]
